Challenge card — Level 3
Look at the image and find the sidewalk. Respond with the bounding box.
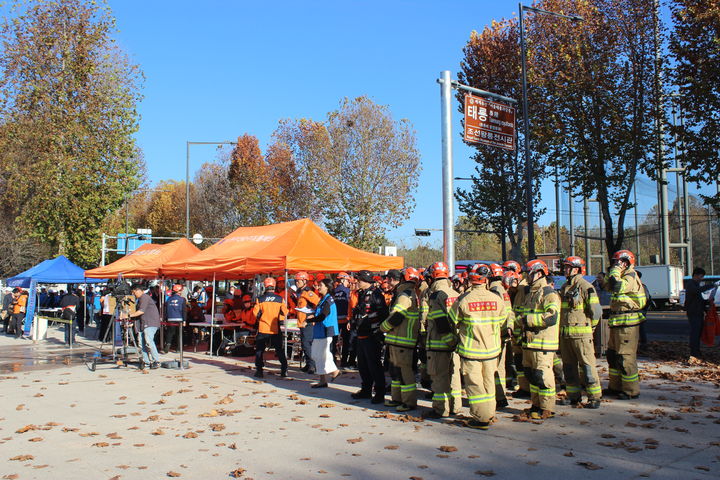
[0,325,718,479]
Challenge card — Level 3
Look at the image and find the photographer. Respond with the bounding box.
[129,284,162,370]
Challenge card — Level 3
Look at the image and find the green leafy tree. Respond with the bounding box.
[669,0,720,207]
[456,18,543,262]
[0,0,144,266]
[530,0,659,258]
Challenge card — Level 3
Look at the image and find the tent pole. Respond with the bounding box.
[284,270,288,361]
[209,273,216,356]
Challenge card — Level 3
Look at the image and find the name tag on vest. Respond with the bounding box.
[468,301,497,312]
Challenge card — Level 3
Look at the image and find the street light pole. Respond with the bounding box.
[186,141,237,238]
[519,3,583,260]
[519,4,534,259]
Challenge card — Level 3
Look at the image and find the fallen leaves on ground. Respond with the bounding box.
[167,471,181,477]
[216,395,234,405]
[182,432,198,439]
[577,461,603,470]
[318,403,335,408]
[28,437,43,442]
[475,471,495,477]
[92,442,110,447]
[229,468,246,478]
[346,437,363,444]
[16,425,37,433]
[9,455,33,461]
[439,446,458,452]
[210,423,226,432]
[384,445,399,450]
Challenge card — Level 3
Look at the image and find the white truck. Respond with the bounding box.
[635,264,684,309]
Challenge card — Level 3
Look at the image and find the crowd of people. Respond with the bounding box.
[171,249,649,430]
[5,247,717,430]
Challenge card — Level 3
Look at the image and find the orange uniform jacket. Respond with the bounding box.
[277,289,297,318]
[347,289,359,323]
[253,292,288,334]
[294,287,319,328]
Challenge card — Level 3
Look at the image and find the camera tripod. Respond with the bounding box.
[86,306,142,371]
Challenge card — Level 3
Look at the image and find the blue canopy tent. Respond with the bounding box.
[6,256,106,339]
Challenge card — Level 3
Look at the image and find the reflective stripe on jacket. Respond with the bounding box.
[449,283,506,360]
[560,274,602,337]
[519,277,561,351]
[607,266,646,327]
[421,278,459,351]
[380,281,420,347]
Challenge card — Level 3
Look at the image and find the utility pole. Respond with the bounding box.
[569,188,575,256]
[654,0,670,265]
[584,197,591,275]
[439,70,455,274]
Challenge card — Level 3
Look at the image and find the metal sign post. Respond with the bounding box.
[438,72,517,274]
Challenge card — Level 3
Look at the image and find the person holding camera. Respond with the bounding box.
[129,284,162,370]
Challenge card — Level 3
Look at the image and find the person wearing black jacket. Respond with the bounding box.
[350,270,389,403]
[60,289,80,345]
[684,267,716,359]
[164,284,187,354]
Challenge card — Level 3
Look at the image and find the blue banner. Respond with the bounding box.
[23,279,37,335]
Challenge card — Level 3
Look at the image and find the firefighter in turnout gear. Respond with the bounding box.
[420,262,460,418]
[449,264,507,430]
[604,250,646,399]
[506,261,531,399]
[380,268,421,411]
[519,259,561,419]
[488,263,514,409]
[558,256,603,408]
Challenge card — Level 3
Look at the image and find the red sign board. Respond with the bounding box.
[464,94,516,151]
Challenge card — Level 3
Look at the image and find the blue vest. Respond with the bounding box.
[313,294,338,339]
[166,294,186,320]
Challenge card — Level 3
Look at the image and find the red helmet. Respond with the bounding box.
[467,263,491,284]
[430,261,450,278]
[315,273,326,281]
[263,277,276,288]
[612,250,636,267]
[503,260,522,273]
[489,263,504,278]
[294,271,309,281]
[563,256,586,272]
[525,259,549,277]
[404,267,421,282]
[336,271,350,280]
[502,270,520,288]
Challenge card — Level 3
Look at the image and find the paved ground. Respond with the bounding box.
[0,324,718,480]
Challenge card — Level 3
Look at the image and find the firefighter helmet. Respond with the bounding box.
[489,263,504,278]
[525,259,549,277]
[404,267,421,283]
[430,261,450,278]
[294,271,309,281]
[467,263,491,284]
[503,260,522,273]
[612,249,636,267]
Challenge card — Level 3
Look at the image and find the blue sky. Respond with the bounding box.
[108,0,708,249]
[107,0,523,247]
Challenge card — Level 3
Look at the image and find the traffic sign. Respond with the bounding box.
[464,94,516,150]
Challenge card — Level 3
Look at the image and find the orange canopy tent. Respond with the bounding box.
[85,238,201,279]
[160,218,404,280]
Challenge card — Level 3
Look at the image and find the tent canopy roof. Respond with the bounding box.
[160,218,404,280]
[7,256,106,288]
[85,238,201,279]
